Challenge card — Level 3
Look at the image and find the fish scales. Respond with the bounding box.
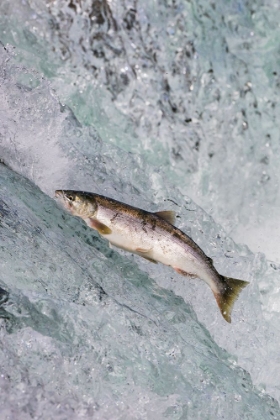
[55,190,249,323]
[90,194,208,259]
[94,197,206,275]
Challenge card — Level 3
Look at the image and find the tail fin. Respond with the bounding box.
[213,277,249,323]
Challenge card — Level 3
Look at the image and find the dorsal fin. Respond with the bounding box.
[154,210,176,225]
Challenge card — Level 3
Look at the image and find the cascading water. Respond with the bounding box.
[0,1,280,418]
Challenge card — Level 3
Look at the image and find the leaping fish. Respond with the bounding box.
[55,190,249,323]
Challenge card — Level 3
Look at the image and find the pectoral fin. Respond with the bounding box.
[155,210,176,225]
[88,218,112,235]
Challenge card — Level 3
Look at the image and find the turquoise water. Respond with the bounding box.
[0,1,280,418]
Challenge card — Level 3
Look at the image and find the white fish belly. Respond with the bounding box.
[94,206,211,284]
[151,239,196,270]
[105,223,200,275]
[105,230,145,252]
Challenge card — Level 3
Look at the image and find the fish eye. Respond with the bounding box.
[67,194,75,202]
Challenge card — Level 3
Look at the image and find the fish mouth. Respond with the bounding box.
[55,190,69,203]
[54,190,69,205]
[55,190,63,198]
[54,190,73,211]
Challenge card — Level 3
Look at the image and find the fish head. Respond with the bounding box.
[55,190,97,218]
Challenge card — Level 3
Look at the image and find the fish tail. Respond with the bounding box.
[213,276,249,323]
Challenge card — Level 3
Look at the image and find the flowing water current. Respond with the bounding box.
[0,1,280,418]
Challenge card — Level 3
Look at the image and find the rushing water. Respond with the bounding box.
[0,1,280,418]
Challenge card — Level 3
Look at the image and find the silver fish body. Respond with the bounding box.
[55,190,249,322]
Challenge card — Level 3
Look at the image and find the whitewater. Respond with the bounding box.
[0,1,280,418]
